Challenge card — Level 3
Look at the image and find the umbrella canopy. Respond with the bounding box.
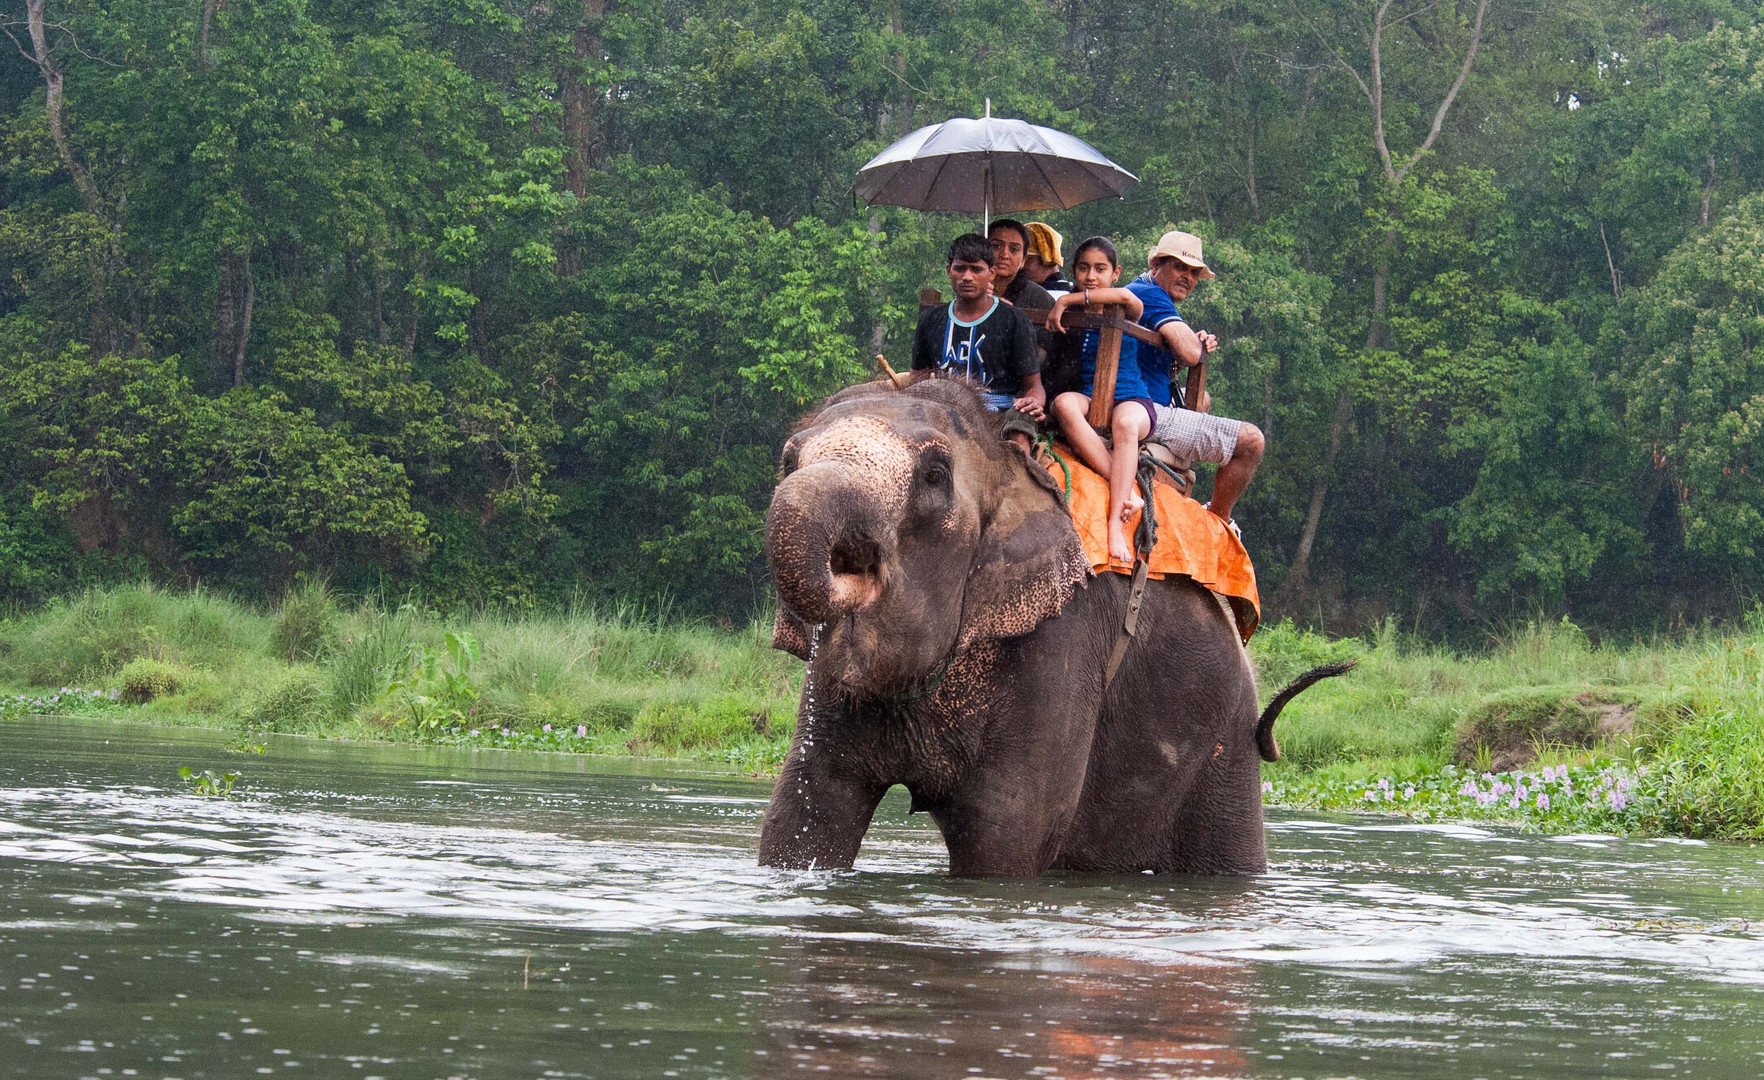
[854,113,1137,223]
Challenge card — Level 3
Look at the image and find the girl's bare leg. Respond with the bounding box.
[1053,393,1113,478]
[1107,402,1153,564]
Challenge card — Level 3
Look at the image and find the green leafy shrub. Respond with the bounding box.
[117,658,194,703]
[0,583,269,685]
[241,667,324,731]
[379,631,482,732]
[1250,618,1360,690]
[271,579,340,662]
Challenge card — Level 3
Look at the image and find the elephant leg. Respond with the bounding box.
[758,747,887,871]
[929,637,1103,877]
[932,793,1076,877]
[1166,742,1268,874]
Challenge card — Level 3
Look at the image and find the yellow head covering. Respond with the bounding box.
[1024,222,1063,267]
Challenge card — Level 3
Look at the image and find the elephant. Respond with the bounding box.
[760,378,1351,877]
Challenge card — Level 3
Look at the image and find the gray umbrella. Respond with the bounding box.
[854,104,1136,229]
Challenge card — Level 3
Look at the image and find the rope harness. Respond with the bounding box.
[1102,450,1163,690]
[1033,434,1180,691]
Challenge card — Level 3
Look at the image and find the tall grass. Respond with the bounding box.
[0,584,801,765]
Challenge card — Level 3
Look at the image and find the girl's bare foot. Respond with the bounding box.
[1121,489,1144,522]
[1108,521,1133,565]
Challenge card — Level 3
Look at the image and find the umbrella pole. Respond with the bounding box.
[983,99,992,233]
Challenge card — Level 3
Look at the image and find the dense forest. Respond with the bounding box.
[2,0,1762,632]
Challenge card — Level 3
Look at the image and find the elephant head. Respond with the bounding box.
[767,379,1090,698]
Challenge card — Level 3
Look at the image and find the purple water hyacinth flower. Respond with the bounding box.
[502,727,512,737]
[1364,789,1378,801]
[543,723,553,733]
[1536,792,1550,810]
[1508,795,1521,808]
[1262,781,1273,794]
[469,729,480,737]
[577,724,588,737]
[1459,779,1478,797]
[1403,785,1416,800]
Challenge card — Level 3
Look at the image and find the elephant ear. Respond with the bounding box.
[772,603,814,660]
[958,460,1090,648]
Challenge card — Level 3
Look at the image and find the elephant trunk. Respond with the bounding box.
[767,461,889,627]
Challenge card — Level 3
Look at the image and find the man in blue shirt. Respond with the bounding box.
[1125,230,1265,536]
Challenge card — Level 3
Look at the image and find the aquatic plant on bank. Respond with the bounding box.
[0,685,125,722]
[1265,762,1651,832]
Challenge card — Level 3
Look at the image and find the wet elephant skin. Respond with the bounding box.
[760,379,1265,877]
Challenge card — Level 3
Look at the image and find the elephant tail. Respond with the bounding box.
[1256,659,1358,763]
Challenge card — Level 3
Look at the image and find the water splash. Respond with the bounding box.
[797,624,824,810]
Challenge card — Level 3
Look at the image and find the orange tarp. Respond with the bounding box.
[1043,443,1261,641]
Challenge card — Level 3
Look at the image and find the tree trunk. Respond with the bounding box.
[197,0,223,68]
[1284,246,1386,596]
[26,0,117,351]
[26,0,100,216]
[560,0,607,199]
[216,252,237,378]
[1701,150,1717,226]
[403,253,424,357]
[216,252,253,385]
[1244,111,1262,224]
[555,0,608,275]
[371,257,387,345]
[234,258,253,388]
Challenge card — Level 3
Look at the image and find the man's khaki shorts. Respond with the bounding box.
[1151,403,1241,465]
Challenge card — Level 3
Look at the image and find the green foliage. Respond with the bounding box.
[178,767,241,798]
[270,578,341,663]
[7,0,1764,628]
[626,695,781,759]
[379,630,482,731]
[241,666,324,732]
[118,658,193,703]
[322,607,421,720]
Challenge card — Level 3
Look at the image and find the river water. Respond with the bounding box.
[3,717,1763,1079]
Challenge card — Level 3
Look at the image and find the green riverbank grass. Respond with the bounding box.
[1254,615,1764,839]
[5,584,1764,839]
[0,583,801,771]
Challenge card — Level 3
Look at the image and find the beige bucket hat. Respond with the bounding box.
[1147,230,1215,279]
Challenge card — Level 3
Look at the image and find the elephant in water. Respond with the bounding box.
[761,379,1349,876]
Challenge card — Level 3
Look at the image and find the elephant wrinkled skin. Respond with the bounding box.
[760,379,1345,876]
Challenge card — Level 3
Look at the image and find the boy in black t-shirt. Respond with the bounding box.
[909,234,1045,452]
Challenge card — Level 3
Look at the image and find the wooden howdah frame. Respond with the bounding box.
[914,288,1207,430]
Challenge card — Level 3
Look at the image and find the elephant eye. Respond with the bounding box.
[780,445,801,475]
[923,460,950,487]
